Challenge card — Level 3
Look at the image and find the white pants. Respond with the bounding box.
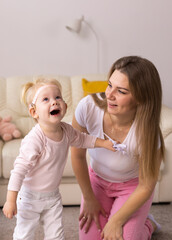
[13,186,64,240]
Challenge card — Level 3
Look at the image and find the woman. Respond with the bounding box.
[71,56,164,240]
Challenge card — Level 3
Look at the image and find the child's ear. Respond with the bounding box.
[29,106,38,119]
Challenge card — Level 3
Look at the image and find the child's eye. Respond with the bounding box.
[56,96,61,100]
[43,97,49,101]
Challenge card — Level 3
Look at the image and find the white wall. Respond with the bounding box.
[0,0,172,108]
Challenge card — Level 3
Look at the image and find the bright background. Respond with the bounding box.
[0,0,172,108]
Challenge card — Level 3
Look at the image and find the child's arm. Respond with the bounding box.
[3,190,18,219]
[66,122,116,152]
[95,138,116,152]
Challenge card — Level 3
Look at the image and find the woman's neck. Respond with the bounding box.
[107,112,135,129]
[103,111,135,143]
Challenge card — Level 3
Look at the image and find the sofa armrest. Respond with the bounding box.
[161,105,172,138]
[158,132,172,202]
[157,105,172,202]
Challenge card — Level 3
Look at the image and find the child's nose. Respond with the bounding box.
[52,99,58,105]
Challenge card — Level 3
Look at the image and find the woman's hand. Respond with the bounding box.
[101,216,124,240]
[79,196,107,233]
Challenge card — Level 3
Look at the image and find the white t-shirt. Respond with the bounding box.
[75,94,139,183]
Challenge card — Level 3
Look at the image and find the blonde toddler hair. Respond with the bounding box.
[21,78,62,108]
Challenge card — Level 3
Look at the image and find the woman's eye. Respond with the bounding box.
[108,83,112,88]
[118,90,126,94]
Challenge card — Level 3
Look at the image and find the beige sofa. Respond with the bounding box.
[0,74,172,206]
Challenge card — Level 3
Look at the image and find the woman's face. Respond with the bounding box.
[105,70,137,117]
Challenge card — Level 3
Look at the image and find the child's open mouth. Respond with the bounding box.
[50,109,60,115]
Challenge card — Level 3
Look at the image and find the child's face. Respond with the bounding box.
[33,85,67,127]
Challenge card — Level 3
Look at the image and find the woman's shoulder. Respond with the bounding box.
[75,94,104,129]
[76,94,104,117]
[77,93,105,111]
[78,94,95,105]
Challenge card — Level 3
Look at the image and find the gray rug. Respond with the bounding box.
[0,203,172,240]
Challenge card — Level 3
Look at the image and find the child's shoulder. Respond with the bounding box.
[22,124,45,144]
[60,122,78,137]
[60,122,73,131]
[18,124,45,155]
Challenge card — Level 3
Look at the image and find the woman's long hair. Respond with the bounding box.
[92,56,164,181]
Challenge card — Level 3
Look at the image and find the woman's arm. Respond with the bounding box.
[71,116,106,232]
[101,151,161,240]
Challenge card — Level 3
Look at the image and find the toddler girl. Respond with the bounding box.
[3,78,114,240]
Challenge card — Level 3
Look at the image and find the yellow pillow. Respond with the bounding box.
[82,78,108,96]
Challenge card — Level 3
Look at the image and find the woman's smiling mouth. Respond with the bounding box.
[108,102,118,108]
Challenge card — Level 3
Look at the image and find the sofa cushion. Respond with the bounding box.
[71,74,107,112]
[15,117,36,137]
[2,139,22,178]
[6,76,33,117]
[82,78,108,96]
[62,148,75,177]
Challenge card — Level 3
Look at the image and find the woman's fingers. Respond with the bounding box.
[79,211,84,221]
[83,215,92,233]
[80,215,88,229]
[94,215,102,232]
[80,214,101,233]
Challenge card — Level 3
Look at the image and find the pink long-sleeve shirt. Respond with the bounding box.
[8,122,96,192]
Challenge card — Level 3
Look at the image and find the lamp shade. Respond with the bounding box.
[66,17,83,33]
[65,15,100,72]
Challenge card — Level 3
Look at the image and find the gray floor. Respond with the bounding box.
[0,203,172,240]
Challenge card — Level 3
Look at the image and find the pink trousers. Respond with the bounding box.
[79,167,154,240]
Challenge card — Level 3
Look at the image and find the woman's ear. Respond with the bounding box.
[29,106,38,119]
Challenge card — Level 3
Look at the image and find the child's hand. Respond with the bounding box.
[3,201,17,219]
[103,139,116,152]
[95,138,116,152]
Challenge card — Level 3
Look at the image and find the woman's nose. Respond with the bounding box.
[106,89,116,99]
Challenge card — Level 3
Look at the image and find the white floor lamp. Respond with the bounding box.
[66,15,100,73]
